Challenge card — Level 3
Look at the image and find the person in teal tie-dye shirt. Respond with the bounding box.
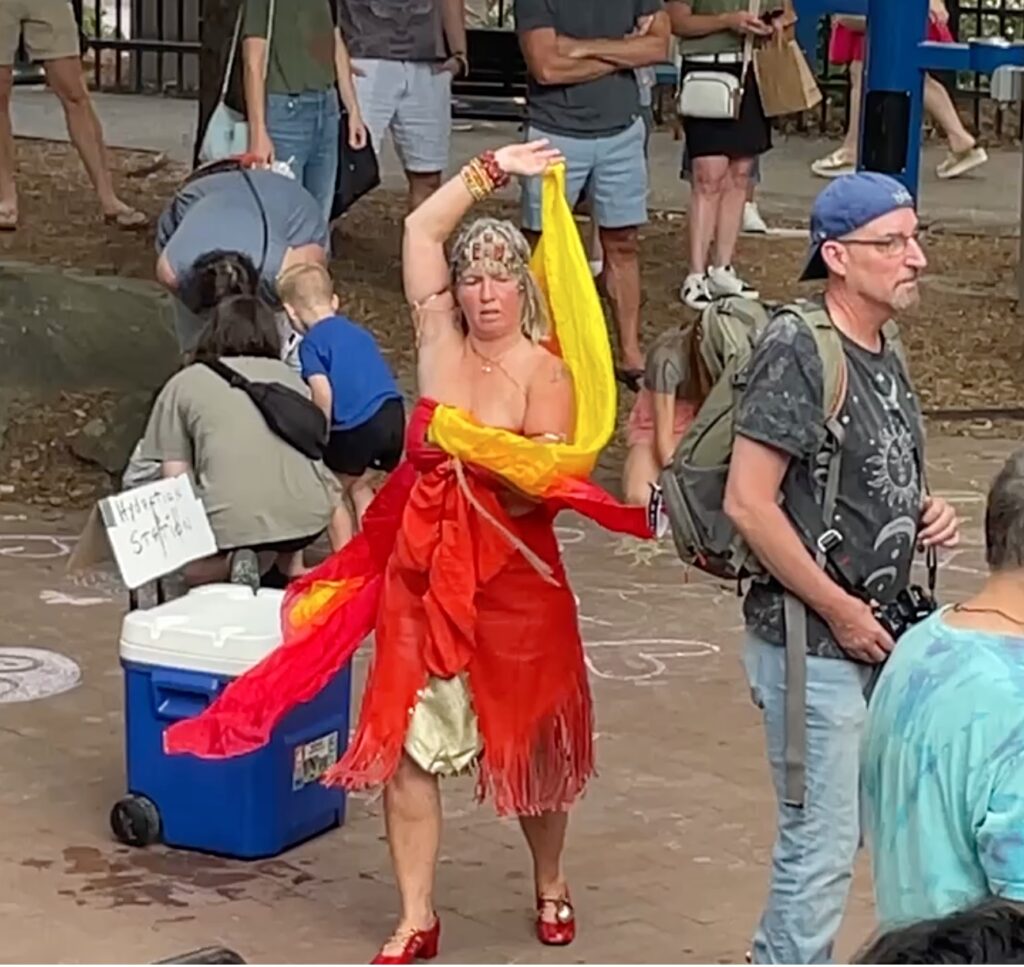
[863,448,1024,930]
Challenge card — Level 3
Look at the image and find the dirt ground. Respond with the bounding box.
[1,139,1023,509]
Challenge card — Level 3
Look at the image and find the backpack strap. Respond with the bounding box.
[774,300,850,809]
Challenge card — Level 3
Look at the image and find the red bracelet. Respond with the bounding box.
[479,150,511,190]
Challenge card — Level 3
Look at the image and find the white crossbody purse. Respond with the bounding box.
[677,0,759,120]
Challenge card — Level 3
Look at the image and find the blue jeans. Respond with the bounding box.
[742,634,872,964]
[267,90,340,227]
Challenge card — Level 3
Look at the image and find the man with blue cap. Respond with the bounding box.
[722,172,961,963]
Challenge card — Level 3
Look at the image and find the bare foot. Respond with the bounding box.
[0,199,17,231]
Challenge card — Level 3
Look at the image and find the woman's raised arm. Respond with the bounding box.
[401,140,564,309]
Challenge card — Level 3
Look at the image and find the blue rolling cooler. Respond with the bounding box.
[111,584,352,859]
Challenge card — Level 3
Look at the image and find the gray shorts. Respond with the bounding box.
[521,117,648,232]
[352,58,452,174]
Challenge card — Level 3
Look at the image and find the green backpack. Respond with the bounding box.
[657,295,851,582]
[656,294,906,808]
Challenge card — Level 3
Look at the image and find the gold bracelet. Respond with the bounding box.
[461,164,488,201]
[461,157,497,202]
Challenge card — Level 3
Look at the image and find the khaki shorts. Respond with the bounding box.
[0,0,80,67]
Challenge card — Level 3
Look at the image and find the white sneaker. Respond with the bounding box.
[707,265,759,300]
[680,272,713,311]
[742,201,768,234]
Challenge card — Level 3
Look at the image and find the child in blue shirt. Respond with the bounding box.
[279,263,404,546]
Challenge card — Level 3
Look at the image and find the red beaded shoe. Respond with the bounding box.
[536,894,576,946]
[370,918,441,965]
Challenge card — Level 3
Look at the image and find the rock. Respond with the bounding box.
[0,261,180,397]
[70,391,154,476]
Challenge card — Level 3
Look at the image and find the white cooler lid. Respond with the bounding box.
[119,584,287,677]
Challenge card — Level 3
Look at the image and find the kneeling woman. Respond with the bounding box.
[137,294,336,586]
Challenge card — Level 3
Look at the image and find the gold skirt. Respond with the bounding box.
[404,673,483,776]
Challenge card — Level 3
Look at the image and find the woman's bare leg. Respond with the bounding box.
[843,60,863,158]
[519,810,570,921]
[924,72,975,153]
[379,754,442,952]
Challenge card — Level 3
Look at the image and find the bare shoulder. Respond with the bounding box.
[528,345,573,390]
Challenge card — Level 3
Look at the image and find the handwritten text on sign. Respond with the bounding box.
[99,476,217,589]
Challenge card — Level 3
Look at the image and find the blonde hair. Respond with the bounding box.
[450,217,549,344]
[277,262,335,313]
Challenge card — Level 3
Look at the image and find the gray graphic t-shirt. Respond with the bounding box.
[338,0,445,61]
[734,309,924,660]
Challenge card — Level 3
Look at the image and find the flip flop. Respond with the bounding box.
[614,366,644,393]
[0,208,17,231]
[103,207,149,230]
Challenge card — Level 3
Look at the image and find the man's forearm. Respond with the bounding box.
[572,35,670,69]
[670,11,731,38]
[441,0,467,61]
[729,501,849,621]
[242,40,269,131]
[530,53,618,85]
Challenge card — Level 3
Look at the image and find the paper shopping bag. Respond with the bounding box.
[753,32,823,118]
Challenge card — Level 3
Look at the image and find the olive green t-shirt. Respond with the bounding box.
[243,0,336,95]
[678,0,757,57]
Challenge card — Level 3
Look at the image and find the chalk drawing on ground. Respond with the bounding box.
[555,526,586,549]
[0,534,77,560]
[608,535,682,569]
[0,648,81,704]
[584,638,720,685]
[39,590,111,607]
[66,568,126,597]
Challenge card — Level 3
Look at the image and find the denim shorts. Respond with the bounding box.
[352,58,451,173]
[520,117,648,232]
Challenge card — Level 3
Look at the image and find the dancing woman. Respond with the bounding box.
[164,139,649,964]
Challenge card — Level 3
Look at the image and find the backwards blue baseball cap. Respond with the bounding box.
[800,172,916,281]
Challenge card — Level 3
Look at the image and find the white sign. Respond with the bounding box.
[98,476,217,589]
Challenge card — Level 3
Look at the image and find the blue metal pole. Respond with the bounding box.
[857,0,929,198]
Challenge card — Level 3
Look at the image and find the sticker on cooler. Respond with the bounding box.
[292,731,340,791]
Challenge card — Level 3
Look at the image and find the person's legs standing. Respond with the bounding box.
[710,155,756,288]
[924,73,988,178]
[266,94,316,187]
[592,118,648,374]
[519,811,572,924]
[743,634,870,964]
[381,754,443,949]
[392,61,451,212]
[350,57,400,153]
[301,89,341,227]
[682,152,726,309]
[520,126,594,236]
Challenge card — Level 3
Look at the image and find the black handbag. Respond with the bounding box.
[331,109,381,220]
[202,359,328,460]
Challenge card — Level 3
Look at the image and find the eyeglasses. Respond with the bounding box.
[838,230,926,259]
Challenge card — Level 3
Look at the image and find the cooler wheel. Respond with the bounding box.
[110,794,162,847]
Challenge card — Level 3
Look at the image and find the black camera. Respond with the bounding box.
[872,584,937,642]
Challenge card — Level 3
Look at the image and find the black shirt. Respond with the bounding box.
[514,0,663,138]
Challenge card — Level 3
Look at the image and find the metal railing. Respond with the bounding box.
[52,0,1024,135]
